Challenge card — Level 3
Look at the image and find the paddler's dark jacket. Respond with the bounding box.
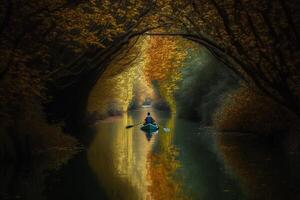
[145,116,154,124]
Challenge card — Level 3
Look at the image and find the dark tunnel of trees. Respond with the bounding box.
[0,0,299,161]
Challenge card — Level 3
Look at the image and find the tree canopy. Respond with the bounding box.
[0,0,299,118]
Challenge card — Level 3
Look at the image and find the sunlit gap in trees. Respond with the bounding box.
[87,35,195,118]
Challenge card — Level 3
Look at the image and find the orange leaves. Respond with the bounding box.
[87,38,149,116]
[143,36,188,109]
[146,115,190,200]
[213,85,294,134]
[144,36,185,83]
[147,145,184,200]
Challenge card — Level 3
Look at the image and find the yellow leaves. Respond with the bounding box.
[53,1,131,50]
[213,85,294,134]
[143,36,187,110]
[87,37,148,116]
[144,36,185,82]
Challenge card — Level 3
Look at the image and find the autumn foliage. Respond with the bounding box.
[143,36,188,110]
[88,38,150,117]
[214,85,297,134]
[144,36,185,82]
[0,0,299,161]
[169,0,300,117]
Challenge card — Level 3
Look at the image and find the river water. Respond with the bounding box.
[1,108,300,200]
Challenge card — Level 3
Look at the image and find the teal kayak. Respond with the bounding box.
[140,123,159,132]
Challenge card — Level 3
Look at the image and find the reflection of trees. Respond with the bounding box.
[216,133,299,200]
[146,114,190,200]
[87,116,137,200]
[87,114,155,200]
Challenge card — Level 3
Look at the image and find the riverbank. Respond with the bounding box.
[214,86,300,151]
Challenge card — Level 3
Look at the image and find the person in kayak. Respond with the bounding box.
[144,112,156,124]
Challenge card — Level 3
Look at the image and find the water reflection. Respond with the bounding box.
[146,113,188,200]
[216,133,300,200]
[142,130,158,141]
[87,109,187,200]
[171,122,243,200]
[88,113,154,200]
[2,109,299,200]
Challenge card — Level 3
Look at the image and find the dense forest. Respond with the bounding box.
[0,0,299,161]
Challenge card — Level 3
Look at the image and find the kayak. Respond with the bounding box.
[140,123,159,132]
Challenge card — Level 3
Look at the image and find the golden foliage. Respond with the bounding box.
[143,36,188,110]
[87,38,148,116]
[213,85,296,133]
[172,0,300,114]
[144,36,185,82]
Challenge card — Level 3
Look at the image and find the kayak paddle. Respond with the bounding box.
[126,122,143,129]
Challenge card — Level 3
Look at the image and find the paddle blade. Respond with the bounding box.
[163,128,170,132]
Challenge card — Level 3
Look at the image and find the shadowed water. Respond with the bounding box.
[1,108,299,200]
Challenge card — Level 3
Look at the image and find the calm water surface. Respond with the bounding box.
[1,108,300,200]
